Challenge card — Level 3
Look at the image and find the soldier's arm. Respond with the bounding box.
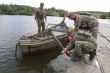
[45,14,47,20]
[90,20,99,39]
[34,9,37,19]
[35,9,39,20]
[71,18,81,42]
[44,10,47,20]
[66,18,81,51]
[66,41,75,51]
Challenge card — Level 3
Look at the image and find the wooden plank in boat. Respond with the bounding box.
[18,39,54,46]
[18,32,66,46]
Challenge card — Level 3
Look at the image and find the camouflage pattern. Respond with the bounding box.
[75,15,99,39]
[66,31,97,56]
[75,33,97,56]
[35,8,46,33]
[66,15,99,56]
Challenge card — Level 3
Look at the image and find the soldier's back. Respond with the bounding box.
[79,15,99,27]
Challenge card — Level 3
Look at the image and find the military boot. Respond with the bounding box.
[71,51,82,61]
[89,49,96,60]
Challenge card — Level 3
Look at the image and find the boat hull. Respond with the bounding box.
[18,31,69,57]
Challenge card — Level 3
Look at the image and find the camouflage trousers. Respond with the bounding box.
[36,19,45,33]
[74,34,97,56]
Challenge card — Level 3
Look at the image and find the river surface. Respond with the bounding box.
[0,15,110,73]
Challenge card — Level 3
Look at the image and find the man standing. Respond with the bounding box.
[35,3,47,33]
[63,12,99,61]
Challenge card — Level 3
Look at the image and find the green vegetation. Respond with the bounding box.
[45,7,68,17]
[92,11,110,19]
[100,14,107,19]
[108,12,110,19]
[0,4,35,15]
[75,11,110,19]
[0,4,110,19]
[0,4,67,16]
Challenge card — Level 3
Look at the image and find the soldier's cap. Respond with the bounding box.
[40,3,44,5]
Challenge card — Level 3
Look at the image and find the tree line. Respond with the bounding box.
[99,12,110,19]
[0,4,110,19]
[0,4,35,15]
[0,4,67,17]
[75,11,110,19]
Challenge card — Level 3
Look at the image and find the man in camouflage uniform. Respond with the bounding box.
[63,12,99,61]
[35,3,47,33]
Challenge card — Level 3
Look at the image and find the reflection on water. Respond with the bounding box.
[17,49,62,73]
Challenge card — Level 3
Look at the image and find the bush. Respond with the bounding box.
[108,12,110,17]
[100,14,107,19]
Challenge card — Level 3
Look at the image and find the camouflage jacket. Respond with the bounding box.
[35,8,46,20]
[66,15,99,51]
[74,15,99,30]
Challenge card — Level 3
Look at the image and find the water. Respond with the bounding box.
[0,15,110,73]
[0,15,71,73]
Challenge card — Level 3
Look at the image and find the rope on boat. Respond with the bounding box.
[35,22,66,37]
[22,31,37,37]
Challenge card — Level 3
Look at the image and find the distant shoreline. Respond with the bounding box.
[0,4,110,19]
